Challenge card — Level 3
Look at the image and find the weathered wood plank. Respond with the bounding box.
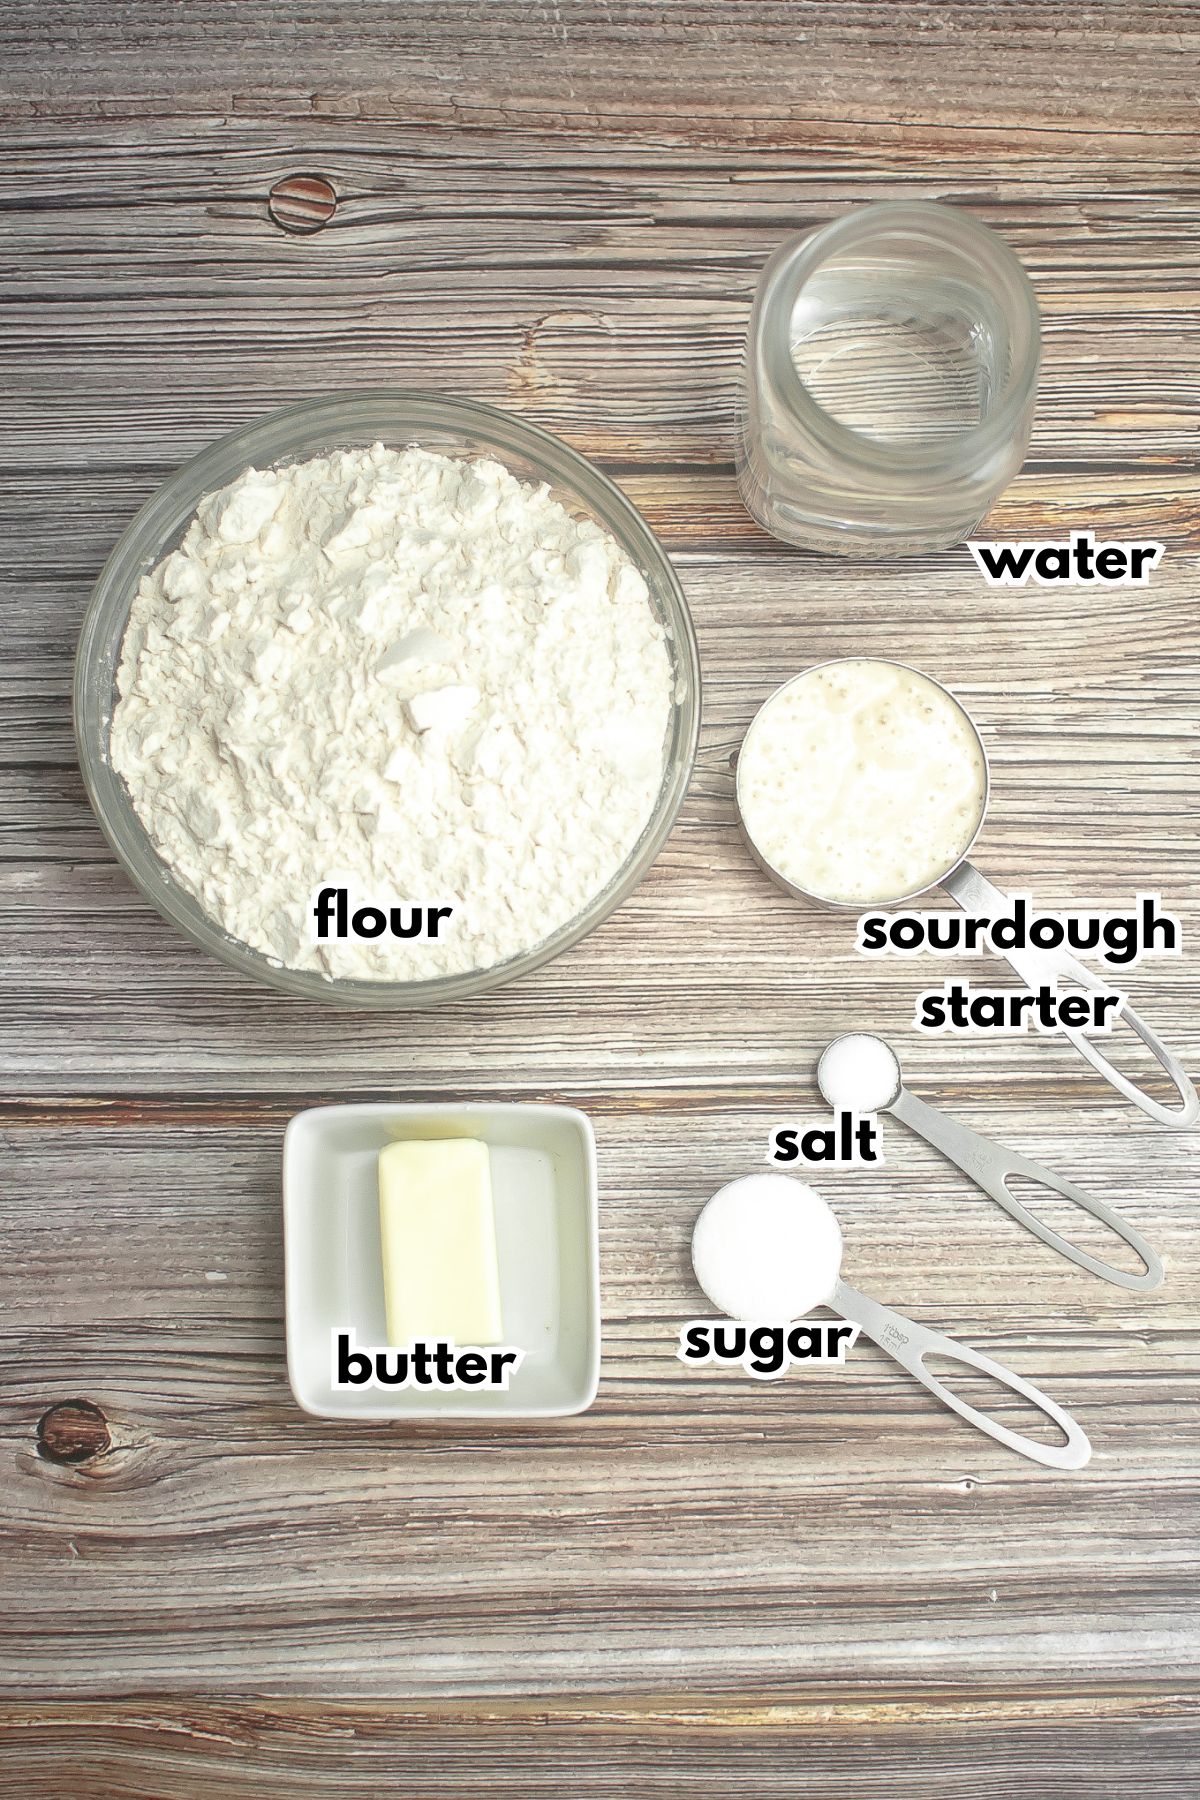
[3,1,1200,140]
[0,1114,1196,1695]
[3,537,1198,1093]
[2,1692,1200,1800]
[0,1691,1198,1800]
[2,122,1199,487]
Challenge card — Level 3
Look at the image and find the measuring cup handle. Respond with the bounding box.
[890,1088,1163,1292]
[942,861,1199,1130]
[831,1278,1091,1471]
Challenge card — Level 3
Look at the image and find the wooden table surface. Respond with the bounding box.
[2,4,1199,1794]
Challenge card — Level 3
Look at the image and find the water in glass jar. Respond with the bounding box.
[790,272,1002,448]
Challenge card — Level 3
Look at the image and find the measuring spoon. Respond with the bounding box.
[691,1173,1091,1471]
[737,658,1198,1130]
[817,1033,1163,1292]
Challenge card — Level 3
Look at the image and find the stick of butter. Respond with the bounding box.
[378,1138,503,1347]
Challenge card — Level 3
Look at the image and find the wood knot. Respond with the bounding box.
[268,174,338,235]
[37,1399,111,1466]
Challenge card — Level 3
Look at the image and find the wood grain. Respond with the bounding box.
[1,1,1199,1793]
[2,1692,1200,1800]
[4,2,1200,138]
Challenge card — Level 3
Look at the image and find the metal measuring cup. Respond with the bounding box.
[736,657,1198,1129]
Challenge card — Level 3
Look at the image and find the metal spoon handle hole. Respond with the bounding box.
[1001,1171,1161,1290]
[919,1351,1072,1452]
[943,860,1198,1128]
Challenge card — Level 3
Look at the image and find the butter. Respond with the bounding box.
[378,1138,503,1347]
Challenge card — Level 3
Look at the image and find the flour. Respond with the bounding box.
[110,442,674,981]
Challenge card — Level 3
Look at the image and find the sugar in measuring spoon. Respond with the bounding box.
[817,1033,1163,1292]
[691,1173,1091,1471]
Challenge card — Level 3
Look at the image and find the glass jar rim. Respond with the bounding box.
[757,200,1041,479]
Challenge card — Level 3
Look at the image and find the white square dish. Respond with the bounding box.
[283,1102,600,1420]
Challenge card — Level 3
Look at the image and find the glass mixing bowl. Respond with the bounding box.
[75,391,701,1007]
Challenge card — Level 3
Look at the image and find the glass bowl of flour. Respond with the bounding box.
[75,392,700,1005]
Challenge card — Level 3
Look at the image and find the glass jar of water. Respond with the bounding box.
[737,201,1041,557]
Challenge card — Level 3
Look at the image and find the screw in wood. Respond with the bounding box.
[268,174,338,235]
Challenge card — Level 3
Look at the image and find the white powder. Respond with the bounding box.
[816,1034,902,1112]
[691,1174,843,1322]
[110,442,674,981]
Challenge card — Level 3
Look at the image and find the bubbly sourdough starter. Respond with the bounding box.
[110,443,674,981]
[738,659,986,904]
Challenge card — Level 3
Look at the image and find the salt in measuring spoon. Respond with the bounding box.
[736,657,1198,1130]
[691,1173,1091,1471]
[816,1033,1162,1292]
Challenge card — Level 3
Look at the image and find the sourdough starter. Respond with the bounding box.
[738,659,985,904]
